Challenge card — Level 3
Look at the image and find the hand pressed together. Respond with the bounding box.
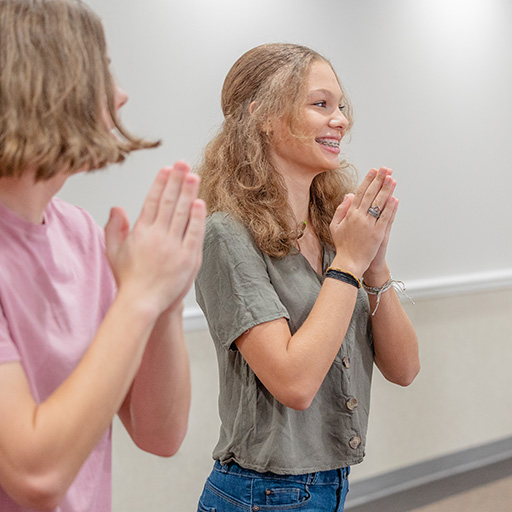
[105,161,206,316]
[329,166,398,279]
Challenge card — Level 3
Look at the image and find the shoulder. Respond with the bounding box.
[49,197,97,225]
[200,212,265,268]
[205,211,254,246]
[49,198,104,241]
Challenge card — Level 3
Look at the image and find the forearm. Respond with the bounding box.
[119,304,191,456]
[291,279,357,370]
[366,270,420,386]
[0,291,157,509]
[238,274,358,410]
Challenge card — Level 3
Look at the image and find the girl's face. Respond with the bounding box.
[268,60,349,180]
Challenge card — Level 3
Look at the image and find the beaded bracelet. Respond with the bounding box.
[362,276,415,316]
[325,267,362,289]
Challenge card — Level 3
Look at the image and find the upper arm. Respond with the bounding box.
[234,318,314,410]
[196,214,288,351]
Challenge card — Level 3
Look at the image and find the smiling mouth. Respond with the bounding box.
[315,138,340,148]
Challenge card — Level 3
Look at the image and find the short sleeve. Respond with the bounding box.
[0,300,20,364]
[195,213,289,350]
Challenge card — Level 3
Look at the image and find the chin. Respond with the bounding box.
[322,160,341,171]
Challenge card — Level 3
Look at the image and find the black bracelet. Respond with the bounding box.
[325,268,361,289]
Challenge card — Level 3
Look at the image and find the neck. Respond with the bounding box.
[270,153,322,225]
[0,171,68,224]
[280,171,314,225]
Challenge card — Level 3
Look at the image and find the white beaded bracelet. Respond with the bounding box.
[362,276,415,316]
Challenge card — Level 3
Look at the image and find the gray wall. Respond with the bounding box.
[57,1,512,510]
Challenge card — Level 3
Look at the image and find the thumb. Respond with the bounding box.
[104,207,130,259]
[332,193,354,225]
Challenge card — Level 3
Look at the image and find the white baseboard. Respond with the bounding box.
[405,268,512,300]
[345,435,512,509]
[183,306,208,332]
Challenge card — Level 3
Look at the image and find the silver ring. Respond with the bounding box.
[368,205,382,219]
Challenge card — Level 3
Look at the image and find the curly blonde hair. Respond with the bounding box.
[0,0,159,181]
[198,43,356,258]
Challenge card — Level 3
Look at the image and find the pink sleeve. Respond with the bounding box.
[0,301,20,364]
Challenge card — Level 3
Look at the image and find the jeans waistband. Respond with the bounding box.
[213,460,350,485]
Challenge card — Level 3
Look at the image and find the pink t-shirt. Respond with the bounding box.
[0,197,116,512]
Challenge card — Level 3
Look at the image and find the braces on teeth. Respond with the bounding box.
[317,139,339,148]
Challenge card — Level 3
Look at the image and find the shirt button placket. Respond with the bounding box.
[349,436,362,450]
[346,397,358,411]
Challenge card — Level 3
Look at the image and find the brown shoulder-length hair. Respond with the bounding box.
[0,0,158,181]
[197,42,356,258]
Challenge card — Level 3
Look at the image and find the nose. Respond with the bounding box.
[114,85,129,111]
[329,109,349,134]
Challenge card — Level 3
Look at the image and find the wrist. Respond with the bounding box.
[363,266,390,287]
[329,256,364,280]
[114,285,162,324]
[149,301,185,342]
[325,267,361,289]
[162,300,185,321]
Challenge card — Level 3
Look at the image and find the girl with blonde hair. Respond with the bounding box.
[196,43,420,511]
[0,1,205,510]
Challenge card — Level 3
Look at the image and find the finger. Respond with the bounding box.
[181,199,207,261]
[369,177,396,220]
[386,197,399,230]
[359,167,392,212]
[104,207,130,258]
[352,168,377,208]
[169,172,201,239]
[331,194,353,226]
[155,162,190,228]
[138,167,172,225]
[378,195,399,228]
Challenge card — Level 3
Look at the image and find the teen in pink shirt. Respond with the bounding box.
[0,1,206,511]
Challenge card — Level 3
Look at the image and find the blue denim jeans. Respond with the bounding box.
[197,460,350,511]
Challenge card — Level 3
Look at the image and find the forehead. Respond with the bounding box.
[306,60,342,98]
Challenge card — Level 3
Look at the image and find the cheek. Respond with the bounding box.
[293,113,322,142]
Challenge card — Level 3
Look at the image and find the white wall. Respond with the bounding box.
[63,0,512,297]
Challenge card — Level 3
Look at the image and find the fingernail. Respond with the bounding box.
[185,173,199,184]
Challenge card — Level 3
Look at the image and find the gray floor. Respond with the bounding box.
[411,477,512,512]
[347,457,512,512]
[410,474,512,512]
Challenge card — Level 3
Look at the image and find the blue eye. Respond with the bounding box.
[313,101,327,108]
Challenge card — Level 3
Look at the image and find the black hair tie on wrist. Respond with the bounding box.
[325,268,361,289]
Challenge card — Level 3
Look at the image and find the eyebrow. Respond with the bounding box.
[307,88,344,102]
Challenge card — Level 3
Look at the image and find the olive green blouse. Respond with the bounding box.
[195,212,374,475]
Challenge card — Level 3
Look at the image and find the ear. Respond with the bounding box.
[250,101,275,136]
[263,120,274,136]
